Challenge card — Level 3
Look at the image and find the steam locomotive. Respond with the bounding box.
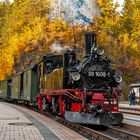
[0,32,123,125]
[36,32,123,125]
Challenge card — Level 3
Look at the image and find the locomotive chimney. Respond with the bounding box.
[63,51,70,89]
[84,31,96,55]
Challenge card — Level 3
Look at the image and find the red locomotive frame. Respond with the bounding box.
[36,88,122,125]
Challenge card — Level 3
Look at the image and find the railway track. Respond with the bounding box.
[121,123,140,135]
[119,106,140,111]
[106,125,140,140]
[119,106,140,116]
[7,102,140,140]
[55,116,140,140]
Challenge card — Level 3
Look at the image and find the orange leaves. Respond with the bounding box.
[0,47,14,80]
[47,19,84,46]
[0,0,50,79]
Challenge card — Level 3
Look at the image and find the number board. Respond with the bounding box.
[88,71,110,77]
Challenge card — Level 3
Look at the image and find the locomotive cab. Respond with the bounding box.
[37,54,63,92]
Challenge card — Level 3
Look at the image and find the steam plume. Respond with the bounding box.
[50,42,70,54]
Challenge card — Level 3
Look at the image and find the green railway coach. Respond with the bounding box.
[0,79,11,99]
[23,67,38,102]
[11,73,23,99]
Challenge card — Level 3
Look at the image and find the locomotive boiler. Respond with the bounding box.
[37,32,123,125]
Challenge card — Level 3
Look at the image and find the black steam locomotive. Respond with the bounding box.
[36,32,123,125]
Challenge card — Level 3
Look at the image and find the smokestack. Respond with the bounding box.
[63,51,70,89]
[84,32,96,55]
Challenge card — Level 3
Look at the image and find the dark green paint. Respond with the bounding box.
[23,69,37,101]
[0,80,11,98]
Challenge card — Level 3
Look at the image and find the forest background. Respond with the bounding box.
[0,0,140,99]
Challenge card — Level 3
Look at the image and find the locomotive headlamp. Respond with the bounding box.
[97,47,104,55]
[89,104,96,112]
[114,75,122,83]
[71,72,81,81]
[96,104,104,113]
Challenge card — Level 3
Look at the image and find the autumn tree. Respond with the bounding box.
[0,1,14,79]
[92,0,140,97]
[0,0,51,78]
[0,0,84,79]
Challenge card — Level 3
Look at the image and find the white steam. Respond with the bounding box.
[50,42,70,53]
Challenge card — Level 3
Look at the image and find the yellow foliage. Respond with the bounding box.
[94,0,140,87]
[0,0,139,86]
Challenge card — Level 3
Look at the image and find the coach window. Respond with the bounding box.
[45,62,53,74]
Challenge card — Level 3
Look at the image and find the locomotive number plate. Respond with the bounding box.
[88,71,110,77]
